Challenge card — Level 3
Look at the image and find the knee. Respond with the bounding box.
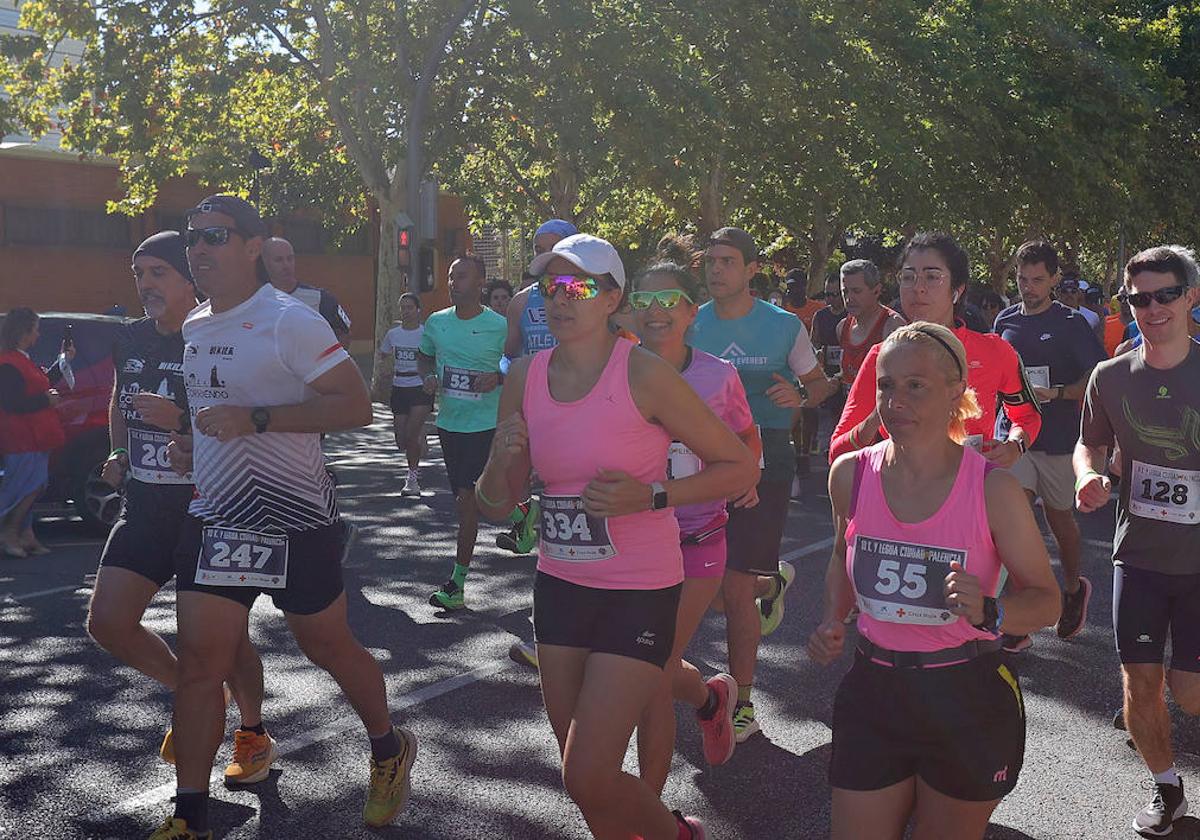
[1124,671,1165,703]
[86,604,130,648]
[177,639,236,685]
[297,632,355,672]
[562,756,617,813]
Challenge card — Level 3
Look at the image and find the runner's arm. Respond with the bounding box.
[1073,368,1113,512]
[984,468,1061,634]
[997,351,1042,449]
[821,453,857,624]
[788,323,837,407]
[475,357,532,522]
[504,287,531,358]
[102,380,130,485]
[828,345,883,461]
[241,358,372,434]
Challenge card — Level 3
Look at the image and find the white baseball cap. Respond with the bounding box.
[527,233,627,289]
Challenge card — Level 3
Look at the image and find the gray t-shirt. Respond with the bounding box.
[1081,342,1200,575]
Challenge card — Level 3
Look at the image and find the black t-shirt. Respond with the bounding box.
[291,284,351,336]
[114,318,192,487]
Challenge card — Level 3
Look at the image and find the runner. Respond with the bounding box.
[376,292,431,497]
[630,259,762,790]
[808,322,1060,840]
[781,269,828,479]
[150,195,414,840]
[1075,245,1200,837]
[262,236,353,348]
[87,231,269,779]
[689,226,838,741]
[474,233,757,839]
[994,241,1106,640]
[835,258,906,388]
[1055,275,1102,332]
[811,273,848,451]
[418,254,507,611]
[485,279,513,316]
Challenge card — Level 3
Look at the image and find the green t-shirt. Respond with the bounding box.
[419,306,507,432]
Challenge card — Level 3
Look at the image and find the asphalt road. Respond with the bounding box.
[2,408,1197,839]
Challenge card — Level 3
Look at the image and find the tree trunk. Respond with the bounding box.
[806,213,844,295]
[548,146,579,221]
[697,159,725,237]
[371,190,408,401]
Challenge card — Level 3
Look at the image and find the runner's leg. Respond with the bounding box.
[227,632,265,728]
[909,778,1000,840]
[406,405,431,472]
[1167,669,1200,716]
[1124,664,1174,773]
[1043,505,1083,592]
[723,568,761,690]
[454,487,480,570]
[832,780,915,840]
[87,567,176,688]
[392,410,407,453]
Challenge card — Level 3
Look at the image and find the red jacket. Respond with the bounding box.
[0,350,65,455]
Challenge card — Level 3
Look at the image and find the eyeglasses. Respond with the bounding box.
[539,274,603,301]
[629,289,694,310]
[185,226,243,248]
[1119,284,1188,308]
[898,268,949,289]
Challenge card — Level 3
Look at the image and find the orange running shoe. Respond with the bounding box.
[223,728,277,786]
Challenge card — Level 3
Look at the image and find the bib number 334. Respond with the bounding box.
[540,495,614,562]
[196,527,289,589]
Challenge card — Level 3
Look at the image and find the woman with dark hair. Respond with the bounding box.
[484,280,514,316]
[0,307,72,556]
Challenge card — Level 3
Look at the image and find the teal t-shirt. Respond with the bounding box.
[689,299,817,430]
[419,306,507,432]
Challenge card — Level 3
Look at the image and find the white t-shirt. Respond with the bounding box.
[183,284,350,533]
[1072,305,1101,330]
[379,324,424,388]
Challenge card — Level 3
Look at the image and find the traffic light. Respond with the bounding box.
[397,227,411,268]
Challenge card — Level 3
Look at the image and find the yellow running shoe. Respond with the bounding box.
[223,729,277,786]
[147,816,212,839]
[363,727,418,827]
[160,728,175,765]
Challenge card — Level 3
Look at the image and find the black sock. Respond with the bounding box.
[697,686,720,720]
[173,790,210,833]
[239,721,266,736]
[369,727,401,762]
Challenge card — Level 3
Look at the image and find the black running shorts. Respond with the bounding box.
[438,428,495,495]
[98,481,194,587]
[174,515,345,616]
[725,478,790,576]
[829,651,1026,801]
[390,385,434,415]
[1114,564,1200,673]
[533,571,682,669]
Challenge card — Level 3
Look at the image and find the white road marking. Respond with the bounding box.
[1084,538,1114,552]
[780,536,835,563]
[3,583,91,603]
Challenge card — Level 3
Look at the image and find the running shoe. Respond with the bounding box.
[509,640,539,668]
[1002,634,1033,653]
[732,701,760,743]
[224,729,277,786]
[513,498,540,553]
[401,471,421,498]
[160,728,175,765]
[1133,778,1188,837]
[429,579,465,610]
[146,817,212,840]
[759,560,796,637]
[672,810,707,839]
[1055,576,1092,639]
[363,727,419,827]
[697,673,737,765]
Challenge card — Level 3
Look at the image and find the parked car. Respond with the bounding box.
[0,311,128,533]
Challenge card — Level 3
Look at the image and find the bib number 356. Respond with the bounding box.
[196,527,289,589]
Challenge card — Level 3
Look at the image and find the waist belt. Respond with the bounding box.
[856,637,1002,669]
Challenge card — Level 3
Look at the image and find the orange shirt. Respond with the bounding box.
[783,299,826,333]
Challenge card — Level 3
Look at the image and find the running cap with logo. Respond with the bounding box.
[707,227,758,265]
[527,233,627,289]
[186,194,269,238]
[133,231,194,284]
[535,219,579,239]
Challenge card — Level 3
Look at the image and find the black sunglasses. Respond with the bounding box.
[1119,284,1188,309]
[185,226,245,248]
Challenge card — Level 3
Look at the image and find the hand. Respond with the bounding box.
[1075,472,1112,513]
[166,432,193,476]
[982,439,1022,468]
[422,373,440,396]
[475,372,500,393]
[492,411,529,462]
[730,485,759,509]
[194,405,253,442]
[1032,386,1056,403]
[806,619,846,665]
[101,453,128,487]
[582,470,651,518]
[943,560,984,625]
[46,389,62,407]
[132,393,185,432]
[765,373,803,409]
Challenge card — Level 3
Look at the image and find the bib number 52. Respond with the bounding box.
[874,559,928,600]
[447,372,472,391]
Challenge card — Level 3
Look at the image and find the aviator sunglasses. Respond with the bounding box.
[185,226,245,248]
[1119,284,1188,309]
[539,274,604,301]
[629,289,695,309]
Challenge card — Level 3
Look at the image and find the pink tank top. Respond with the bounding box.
[845,440,1001,653]
[524,339,682,590]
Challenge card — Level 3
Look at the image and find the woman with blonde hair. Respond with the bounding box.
[808,322,1061,840]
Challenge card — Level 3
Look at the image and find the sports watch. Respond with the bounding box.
[650,482,669,511]
[250,407,271,434]
[972,596,1003,634]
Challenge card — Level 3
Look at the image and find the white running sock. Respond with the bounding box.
[1153,767,1181,786]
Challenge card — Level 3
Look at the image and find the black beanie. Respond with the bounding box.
[133,231,194,284]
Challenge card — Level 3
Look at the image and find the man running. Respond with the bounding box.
[689,226,837,740]
[418,255,507,611]
[995,241,1106,640]
[835,259,906,389]
[151,195,414,840]
[262,236,353,348]
[781,270,827,480]
[1056,274,1102,333]
[811,273,847,452]
[377,292,432,497]
[1076,244,1200,838]
[88,231,267,779]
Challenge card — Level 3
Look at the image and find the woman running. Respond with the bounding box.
[630,259,763,792]
[377,293,432,497]
[808,322,1060,840]
[829,232,1041,465]
[475,234,758,840]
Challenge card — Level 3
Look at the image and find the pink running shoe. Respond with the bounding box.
[697,673,737,766]
[673,810,706,839]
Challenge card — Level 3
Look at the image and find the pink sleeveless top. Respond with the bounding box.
[845,441,1001,653]
[524,339,682,590]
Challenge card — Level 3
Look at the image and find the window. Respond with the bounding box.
[3,205,131,248]
[282,216,368,256]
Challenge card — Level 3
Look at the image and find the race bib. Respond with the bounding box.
[851,535,964,625]
[1129,460,1200,525]
[442,366,487,400]
[129,427,191,485]
[539,495,615,562]
[1026,365,1051,402]
[826,346,844,372]
[667,442,702,480]
[394,347,418,376]
[195,527,288,589]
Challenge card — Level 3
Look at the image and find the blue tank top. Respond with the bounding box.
[520,284,557,355]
